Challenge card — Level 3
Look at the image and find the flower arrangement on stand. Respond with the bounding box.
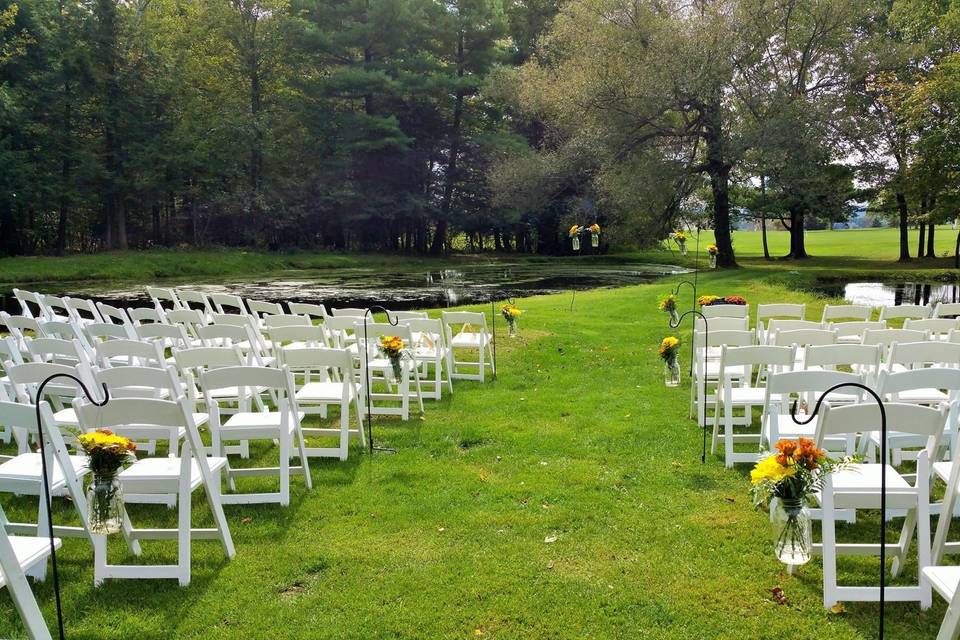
[569,225,582,251]
[707,244,719,268]
[698,295,748,307]
[658,294,680,325]
[589,223,601,247]
[78,429,137,535]
[659,336,681,387]
[750,438,854,566]
[672,230,688,255]
[500,303,522,337]
[379,335,406,382]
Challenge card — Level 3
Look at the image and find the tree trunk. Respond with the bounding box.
[701,98,736,267]
[431,30,465,256]
[955,227,960,268]
[759,176,770,261]
[896,191,911,262]
[786,207,808,259]
[918,222,926,257]
[928,220,937,258]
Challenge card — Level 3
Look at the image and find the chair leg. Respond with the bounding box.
[821,481,839,609]
[279,429,290,507]
[177,479,191,587]
[339,401,349,461]
[892,508,917,579]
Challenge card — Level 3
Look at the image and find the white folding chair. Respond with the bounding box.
[689,329,753,427]
[146,286,183,312]
[701,303,749,319]
[74,396,235,586]
[247,299,284,320]
[696,316,749,334]
[34,322,94,363]
[0,503,60,640]
[886,340,960,374]
[286,302,328,324]
[332,308,367,317]
[0,312,46,356]
[282,347,364,460]
[711,345,795,468]
[95,339,166,369]
[96,302,134,329]
[921,564,960,640]
[815,401,947,610]
[209,293,249,317]
[39,295,71,323]
[402,317,453,400]
[804,343,882,388]
[83,322,132,347]
[176,289,214,319]
[128,306,166,326]
[200,366,312,505]
[163,308,208,344]
[441,311,494,382]
[357,322,424,420]
[828,320,886,345]
[64,297,104,325]
[389,310,428,321]
[760,319,821,345]
[872,368,960,464]
[862,329,930,369]
[11,288,43,319]
[935,302,960,318]
[135,322,192,353]
[821,304,873,323]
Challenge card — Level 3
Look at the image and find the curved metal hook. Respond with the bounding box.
[364,305,398,326]
[673,280,697,298]
[670,308,705,330]
[789,382,884,426]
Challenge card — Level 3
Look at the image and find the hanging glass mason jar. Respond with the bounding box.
[571,235,581,251]
[679,243,687,256]
[664,355,681,387]
[669,308,680,326]
[771,498,812,566]
[389,355,403,383]
[506,318,518,338]
[87,472,124,535]
[591,232,599,248]
[710,254,718,269]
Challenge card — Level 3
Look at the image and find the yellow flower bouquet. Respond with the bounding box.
[671,230,688,255]
[659,336,681,387]
[658,294,679,324]
[78,429,137,535]
[379,335,406,381]
[569,224,582,251]
[707,243,719,268]
[588,223,600,247]
[500,304,522,337]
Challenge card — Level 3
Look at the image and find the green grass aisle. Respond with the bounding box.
[0,272,947,638]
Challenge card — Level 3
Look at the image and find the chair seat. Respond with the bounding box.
[768,413,819,438]
[451,332,487,348]
[891,388,950,404]
[0,535,62,588]
[725,386,766,405]
[933,461,953,483]
[222,411,305,433]
[296,382,357,403]
[823,464,915,510]
[0,453,89,488]
[119,456,228,492]
[923,565,960,601]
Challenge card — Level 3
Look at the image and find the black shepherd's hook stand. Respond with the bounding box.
[569,225,600,312]
[791,383,887,640]
[490,296,515,381]
[669,309,709,463]
[34,374,110,640]
[672,279,699,376]
[362,306,399,454]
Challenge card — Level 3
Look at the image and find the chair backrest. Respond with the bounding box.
[827,320,886,339]
[0,336,23,369]
[815,401,947,451]
[263,324,327,348]
[164,308,208,340]
[12,288,43,318]
[209,292,249,316]
[84,322,130,343]
[766,369,864,399]
[135,322,191,349]
[210,312,256,329]
[441,311,488,331]
[887,341,960,369]
[262,314,310,328]
[701,303,749,319]
[332,308,367,317]
[199,365,293,402]
[26,337,89,365]
[286,302,327,321]
[695,316,749,332]
[904,317,960,338]
[804,344,882,370]
[65,297,103,324]
[40,295,71,321]
[718,345,795,376]
[771,328,837,348]
[281,346,353,375]
[879,304,933,321]
[128,306,165,326]
[934,302,960,318]
[694,329,753,350]
[247,299,283,318]
[5,360,102,403]
[877,367,960,399]
[862,328,930,351]
[389,310,428,321]
[95,365,181,399]
[196,323,255,349]
[0,312,45,345]
[323,316,360,349]
[74,395,201,450]
[821,304,873,322]
[146,286,183,310]
[756,304,805,324]
[96,302,132,327]
[767,319,823,334]
[95,338,166,369]
[402,317,446,345]
[176,289,213,315]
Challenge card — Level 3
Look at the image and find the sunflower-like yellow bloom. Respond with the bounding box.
[568,224,581,237]
[750,455,797,485]
[706,244,718,255]
[589,223,600,234]
[78,430,137,453]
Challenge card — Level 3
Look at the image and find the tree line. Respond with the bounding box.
[1,0,959,262]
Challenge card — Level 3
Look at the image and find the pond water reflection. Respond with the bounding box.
[1,261,686,313]
[815,281,960,307]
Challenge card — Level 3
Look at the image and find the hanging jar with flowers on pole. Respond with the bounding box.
[707,243,719,268]
[569,225,582,251]
[500,303,522,337]
[379,335,406,382]
[658,294,680,326]
[672,230,687,255]
[78,429,137,535]
[588,223,600,247]
[659,336,681,387]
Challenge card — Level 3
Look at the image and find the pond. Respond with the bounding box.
[0,261,687,314]
[814,281,960,307]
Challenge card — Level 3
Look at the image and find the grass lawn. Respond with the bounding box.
[1,268,953,639]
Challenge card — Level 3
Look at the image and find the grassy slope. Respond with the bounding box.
[0,272,950,639]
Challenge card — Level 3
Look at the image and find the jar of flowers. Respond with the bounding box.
[589,223,600,247]
[659,336,681,387]
[78,429,137,535]
[672,230,688,255]
[707,243,719,268]
[500,303,522,337]
[379,335,406,382]
[569,225,582,251]
[658,294,680,325]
